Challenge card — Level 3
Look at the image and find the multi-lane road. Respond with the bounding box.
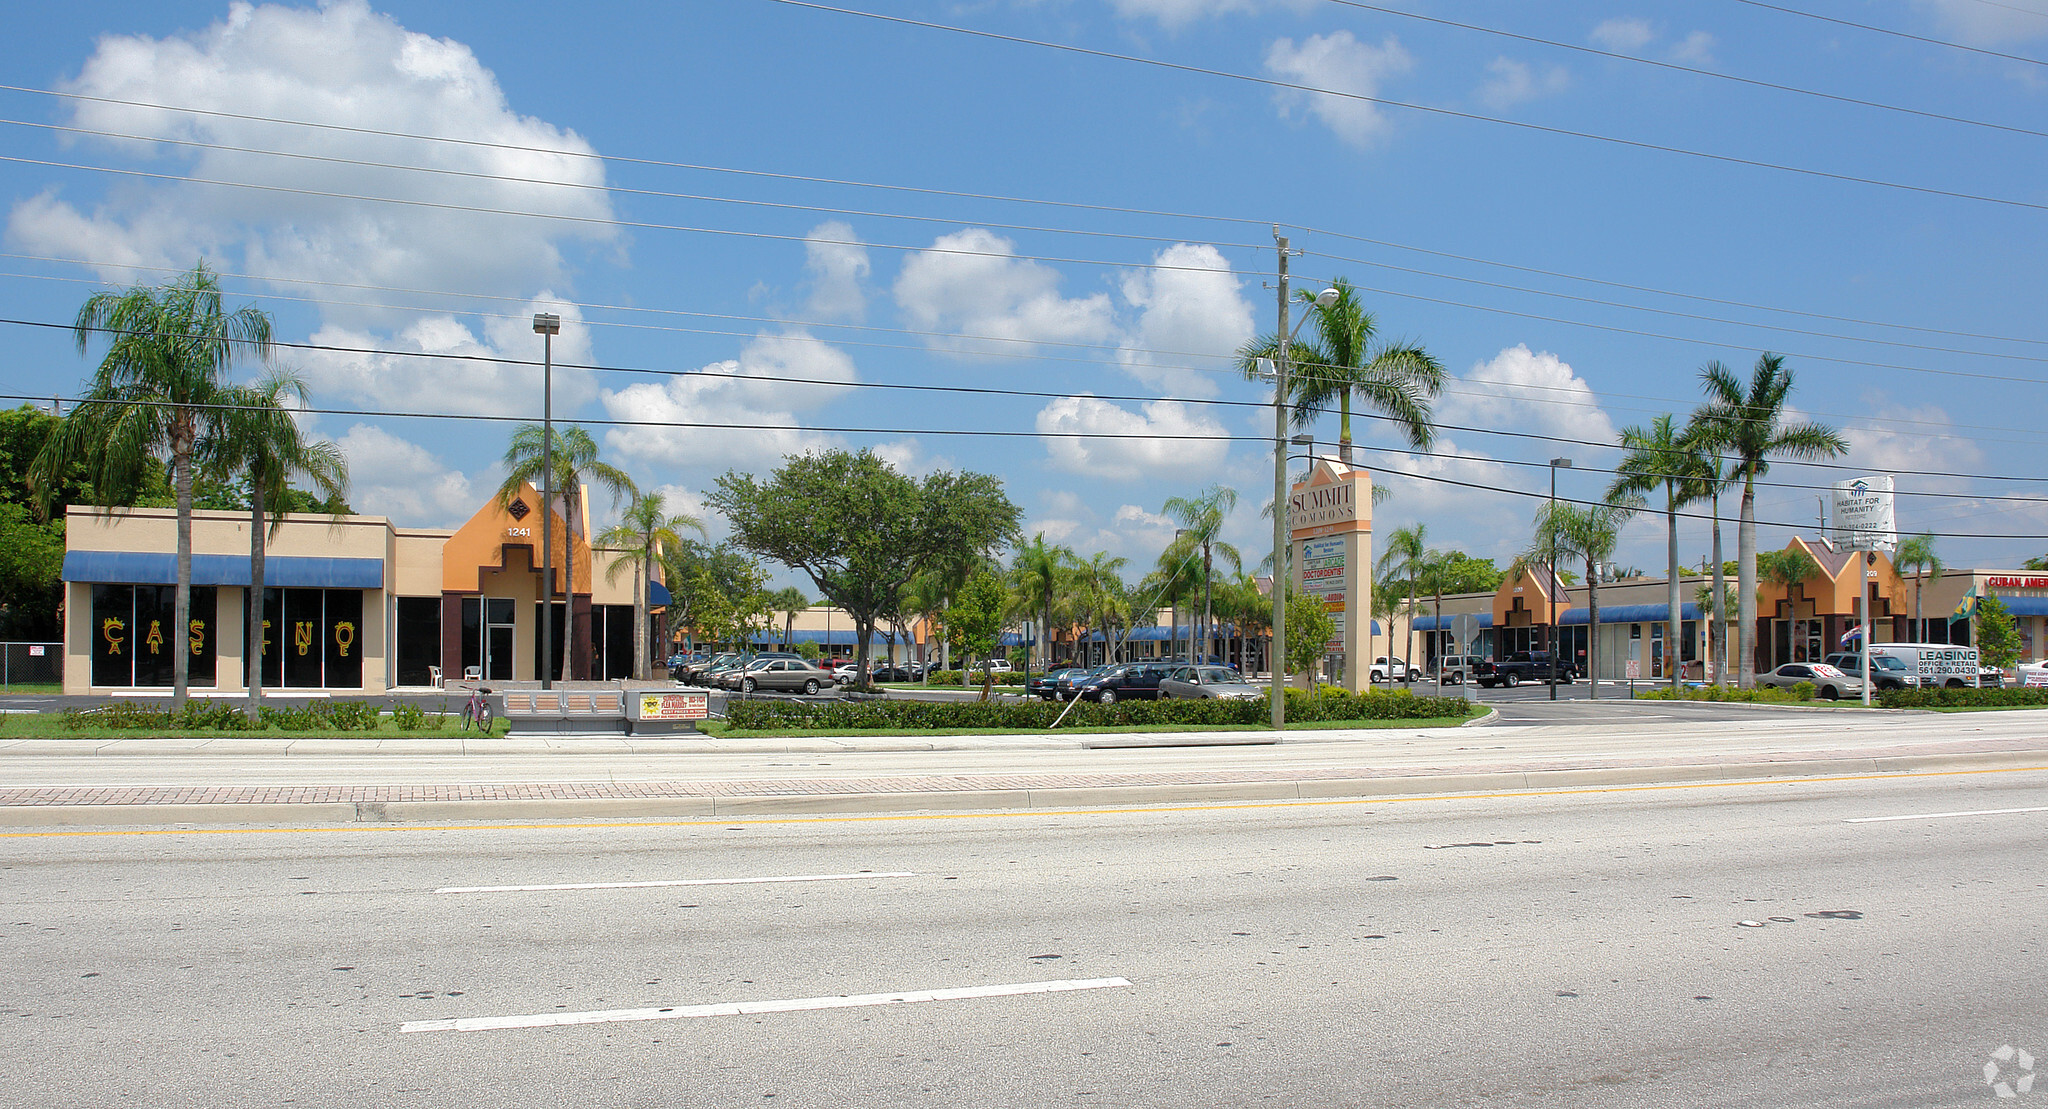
[5,761,2043,1107]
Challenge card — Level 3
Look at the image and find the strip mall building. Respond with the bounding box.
[59,484,665,694]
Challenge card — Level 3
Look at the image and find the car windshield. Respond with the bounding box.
[1872,657,1907,671]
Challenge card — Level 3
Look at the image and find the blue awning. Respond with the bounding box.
[1558,602,1703,626]
[63,551,385,589]
[775,629,893,647]
[1995,595,2048,616]
[649,580,673,607]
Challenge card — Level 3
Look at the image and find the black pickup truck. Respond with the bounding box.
[1473,651,1576,688]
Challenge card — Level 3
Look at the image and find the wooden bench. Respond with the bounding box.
[500,689,628,734]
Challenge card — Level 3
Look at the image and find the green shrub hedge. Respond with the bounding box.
[61,699,437,732]
[723,687,1473,731]
[1878,686,2048,709]
[1632,684,1821,704]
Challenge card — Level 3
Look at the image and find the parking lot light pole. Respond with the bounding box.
[1549,457,1573,700]
[534,313,561,690]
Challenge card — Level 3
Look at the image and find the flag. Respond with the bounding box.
[1949,586,1979,625]
[1839,626,1862,648]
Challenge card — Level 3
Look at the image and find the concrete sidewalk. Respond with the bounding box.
[3,710,2045,827]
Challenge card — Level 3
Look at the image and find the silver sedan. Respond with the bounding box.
[1158,665,1266,701]
[1757,662,1866,701]
[724,658,834,695]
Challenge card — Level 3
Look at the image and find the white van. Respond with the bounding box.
[1867,643,1980,689]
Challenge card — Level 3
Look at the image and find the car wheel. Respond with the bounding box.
[1099,689,1117,704]
[1821,685,1840,700]
[803,679,819,695]
[1503,672,1520,688]
[742,678,757,693]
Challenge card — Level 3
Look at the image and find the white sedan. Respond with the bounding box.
[1757,662,1865,700]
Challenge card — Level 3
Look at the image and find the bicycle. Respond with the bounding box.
[462,685,493,733]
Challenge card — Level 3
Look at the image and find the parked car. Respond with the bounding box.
[1369,656,1421,683]
[688,652,748,685]
[2014,659,2048,688]
[1159,664,1264,701]
[1979,665,2006,688]
[1076,662,1169,703]
[867,665,913,683]
[1473,652,1575,688]
[1055,665,1110,701]
[1822,652,1918,692]
[1026,667,1088,701]
[728,658,834,695]
[1758,662,1864,700]
[1434,654,1484,685]
[974,658,1014,674]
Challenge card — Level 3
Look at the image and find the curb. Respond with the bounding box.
[5,749,2043,829]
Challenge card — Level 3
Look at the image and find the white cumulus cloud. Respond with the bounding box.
[334,423,483,527]
[1036,397,1229,476]
[1439,344,1618,448]
[1915,0,2048,46]
[598,332,857,471]
[1590,18,1655,52]
[301,294,594,418]
[893,228,1117,359]
[802,220,870,322]
[1264,31,1416,149]
[1477,57,1570,110]
[9,0,616,311]
[1118,243,1256,395]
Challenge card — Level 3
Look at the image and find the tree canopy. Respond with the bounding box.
[706,449,1020,680]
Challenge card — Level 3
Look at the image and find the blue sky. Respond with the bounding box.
[3,0,2046,588]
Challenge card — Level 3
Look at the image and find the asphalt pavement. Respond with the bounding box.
[2,697,2045,828]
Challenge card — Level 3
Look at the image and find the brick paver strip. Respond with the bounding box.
[3,735,2043,807]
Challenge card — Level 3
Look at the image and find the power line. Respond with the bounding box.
[1319,0,2048,140]
[18,315,2048,502]
[10,82,2039,356]
[1729,0,2048,68]
[764,0,2048,213]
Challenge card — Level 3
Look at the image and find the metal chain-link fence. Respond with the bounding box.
[0,643,61,689]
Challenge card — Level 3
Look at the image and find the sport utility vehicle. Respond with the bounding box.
[1435,654,1484,685]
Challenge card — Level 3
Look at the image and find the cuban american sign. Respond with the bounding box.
[1830,475,1896,554]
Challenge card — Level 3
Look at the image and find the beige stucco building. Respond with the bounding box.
[61,484,656,694]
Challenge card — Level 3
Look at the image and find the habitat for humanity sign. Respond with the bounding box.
[1301,537,1347,650]
[1830,475,1896,553]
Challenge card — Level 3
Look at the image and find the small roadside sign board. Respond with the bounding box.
[1831,475,1897,553]
[633,691,708,722]
[1625,659,1641,680]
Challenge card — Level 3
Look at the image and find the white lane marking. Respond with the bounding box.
[400,977,1132,1033]
[1846,806,2048,824]
[434,871,914,894]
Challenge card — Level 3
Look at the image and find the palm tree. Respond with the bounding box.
[495,424,634,681]
[201,368,348,719]
[1073,551,1129,668]
[1608,414,1690,691]
[1676,418,1736,686]
[1377,523,1428,680]
[31,263,274,710]
[1011,533,1075,678]
[1894,532,1943,642]
[1693,354,1847,687]
[1236,279,1445,458]
[594,492,706,680]
[765,586,810,649]
[1162,485,1242,666]
[1417,548,1455,690]
[1527,498,1641,697]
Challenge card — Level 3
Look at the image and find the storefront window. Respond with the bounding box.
[91,584,216,688]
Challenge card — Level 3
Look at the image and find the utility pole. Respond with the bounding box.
[1270,228,1291,730]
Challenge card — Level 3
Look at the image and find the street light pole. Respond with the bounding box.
[534,313,561,691]
[1268,229,1340,730]
[1549,457,1573,701]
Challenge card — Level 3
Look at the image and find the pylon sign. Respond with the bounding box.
[1831,475,1896,553]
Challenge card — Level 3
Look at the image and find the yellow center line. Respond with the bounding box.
[3,762,2043,839]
